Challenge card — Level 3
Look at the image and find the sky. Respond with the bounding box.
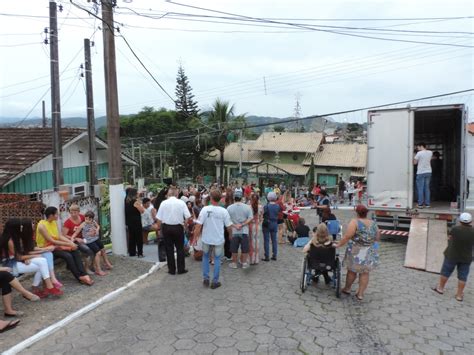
[0,0,473,124]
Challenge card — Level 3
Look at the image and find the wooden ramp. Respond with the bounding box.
[404,218,448,273]
[404,218,428,270]
[425,219,448,273]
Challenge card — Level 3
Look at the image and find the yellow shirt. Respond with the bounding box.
[35,219,60,248]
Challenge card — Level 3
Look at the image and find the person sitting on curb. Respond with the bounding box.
[433,212,473,302]
[193,188,233,289]
[227,190,253,269]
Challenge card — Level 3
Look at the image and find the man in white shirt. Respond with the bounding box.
[157,186,191,275]
[414,142,433,208]
[194,188,233,289]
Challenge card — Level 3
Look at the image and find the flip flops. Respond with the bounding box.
[0,319,20,333]
[455,295,463,302]
[432,287,444,295]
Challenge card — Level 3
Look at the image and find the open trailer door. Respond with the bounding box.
[367,108,414,209]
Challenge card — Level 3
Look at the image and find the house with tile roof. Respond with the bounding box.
[303,143,367,188]
[0,128,135,197]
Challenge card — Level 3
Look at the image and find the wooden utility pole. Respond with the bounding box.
[101,0,127,255]
[84,38,97,196]
[49,1,63,190]
[42,100,47,128]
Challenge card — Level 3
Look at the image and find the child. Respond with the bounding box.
[303,223,333,284]
[71,211,112,276]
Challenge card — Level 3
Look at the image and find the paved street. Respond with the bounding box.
[20,210,474,354]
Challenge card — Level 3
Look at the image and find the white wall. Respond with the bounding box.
[23,136,109,174]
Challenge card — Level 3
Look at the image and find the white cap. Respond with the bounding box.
[459,212,472,224]
[180,196,189,203]
[188,196,196,203]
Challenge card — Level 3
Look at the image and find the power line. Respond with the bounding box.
[164,2,474,48]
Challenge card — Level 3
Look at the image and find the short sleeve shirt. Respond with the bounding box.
[63,215,85,238]
[444,225,474,263]
[227,202,253,235]
[196,205,232,245]
[415,150,433,174]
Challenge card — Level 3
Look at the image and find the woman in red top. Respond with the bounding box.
[62,204,95,274]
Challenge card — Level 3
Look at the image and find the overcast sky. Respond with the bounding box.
[0,0,473,123]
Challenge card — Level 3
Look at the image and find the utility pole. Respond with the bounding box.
[152,154,156,179]
[239,129,243,174]
[42,100,47,128]
[159,151,163,183]
[84,38,97,197]
[101,0,127,256]
[49,1,63,191]
[131,139,136,185]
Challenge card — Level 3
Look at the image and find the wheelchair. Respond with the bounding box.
[300,220,342,298]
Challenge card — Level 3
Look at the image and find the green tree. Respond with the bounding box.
[207,99,245,184]
[273,125,285,132]
[175,65,198,123]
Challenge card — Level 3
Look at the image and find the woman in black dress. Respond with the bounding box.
[125,188,145,257]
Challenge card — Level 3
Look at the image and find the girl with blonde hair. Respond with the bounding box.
[303,223,333,284]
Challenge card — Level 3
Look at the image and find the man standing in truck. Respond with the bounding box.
[414,143,433,208]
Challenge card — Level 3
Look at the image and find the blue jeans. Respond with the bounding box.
[416,173,431,206]
[263,221,278,258]
[202,242,223,283]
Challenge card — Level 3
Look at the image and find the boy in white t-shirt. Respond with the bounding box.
[194,188,233,289]
[414,142,433,208]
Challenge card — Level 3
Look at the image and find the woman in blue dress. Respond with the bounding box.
[335,205,380,301]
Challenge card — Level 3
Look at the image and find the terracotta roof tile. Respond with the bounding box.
[0,128,84,187]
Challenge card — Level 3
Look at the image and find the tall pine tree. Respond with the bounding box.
[175,65,198,122]
[173,65,202,181]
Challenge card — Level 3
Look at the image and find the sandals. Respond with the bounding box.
[355,294,363,301]
[341,289,351,296]
[4,311,24,317]
[0,319,20,333]
[79,275,94,286]
[455,295,463,302]
[432,287,444,295]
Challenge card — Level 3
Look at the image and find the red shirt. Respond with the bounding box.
[63,215,85,238]
[244,185,252,197]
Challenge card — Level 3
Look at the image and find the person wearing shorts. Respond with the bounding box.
[433,212,473,302]
[227,190,253,269]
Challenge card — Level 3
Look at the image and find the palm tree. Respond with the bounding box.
[208,99,244,184]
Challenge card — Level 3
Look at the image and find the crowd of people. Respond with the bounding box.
[122,181,383,295]
[0,178,471,334]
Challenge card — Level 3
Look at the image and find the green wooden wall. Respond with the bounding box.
[0,163,109,194]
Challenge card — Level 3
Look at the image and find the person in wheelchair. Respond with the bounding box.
[303,224,334,284]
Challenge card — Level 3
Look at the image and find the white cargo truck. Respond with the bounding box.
[367,104,469,235]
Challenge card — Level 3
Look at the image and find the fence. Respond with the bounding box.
[0,194,44,233]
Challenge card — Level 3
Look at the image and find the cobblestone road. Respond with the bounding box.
[21,210,474,354]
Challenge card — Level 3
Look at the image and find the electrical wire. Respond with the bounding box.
[0,41,43,47]
[164,2,474,48]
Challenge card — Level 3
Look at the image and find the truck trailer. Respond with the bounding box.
[366,104,469,272]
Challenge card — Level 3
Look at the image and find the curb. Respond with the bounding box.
[2,262,161,355]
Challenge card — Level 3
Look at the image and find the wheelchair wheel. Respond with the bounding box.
[335,258,341,298]
[300,258,308,293]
